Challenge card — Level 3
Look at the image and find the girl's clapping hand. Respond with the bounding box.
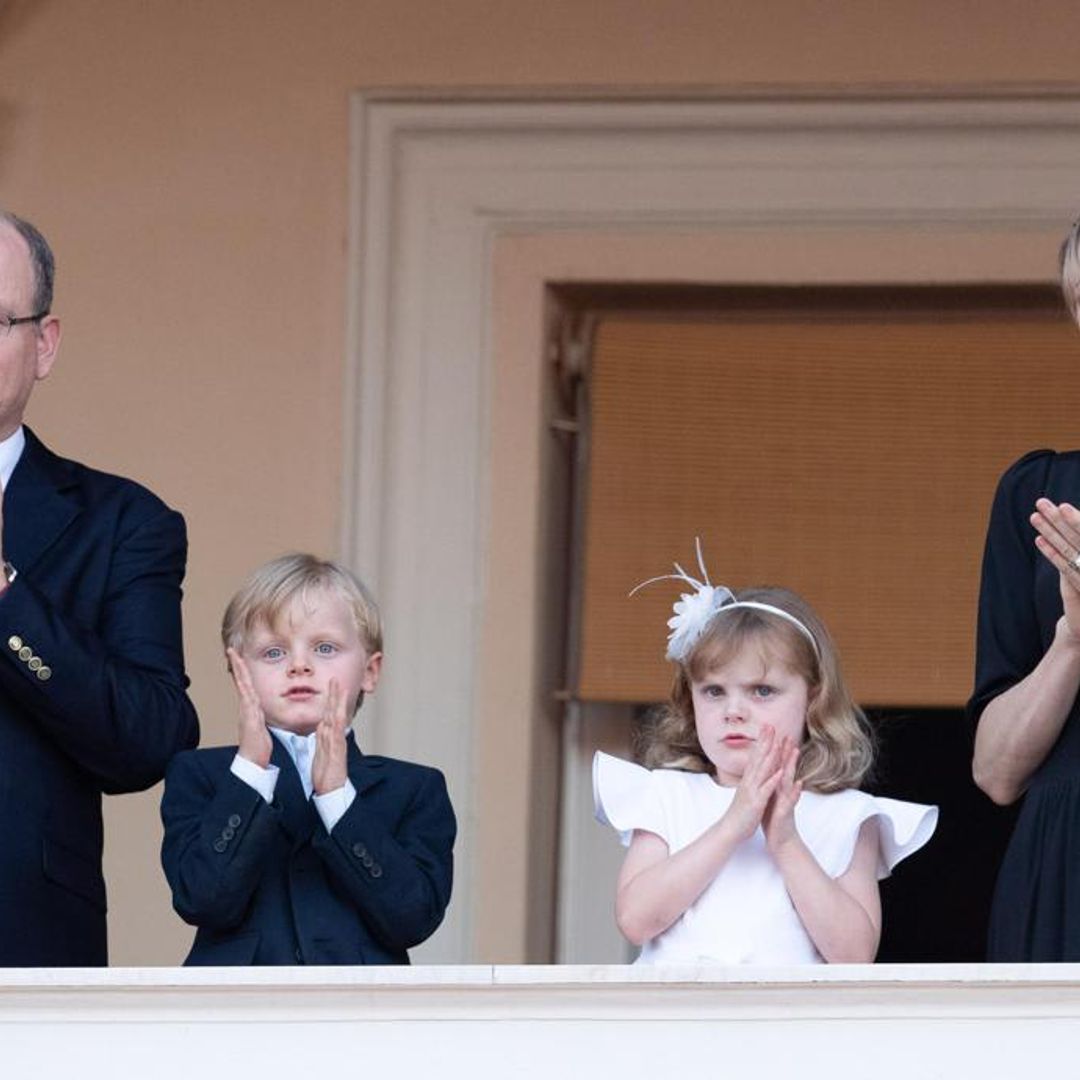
[726,724,785,840]
[762,736,803,855]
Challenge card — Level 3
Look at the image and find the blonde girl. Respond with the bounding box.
[594,547,937,964]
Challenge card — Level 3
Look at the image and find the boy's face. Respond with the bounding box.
[240,586,381,736]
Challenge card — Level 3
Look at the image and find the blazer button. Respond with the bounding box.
[228,814,242,828]
[221,827,235,841]
[27,656,41,671]
[213,839,228,853]
[361,854,374,868]
[370,865,383,878]
[8,635,21,651]
[36,667,51,681]
[18,646,31,662]
[351,842,366,859]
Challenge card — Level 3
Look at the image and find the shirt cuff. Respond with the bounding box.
[313,778,357,833]
[230,753,280,804]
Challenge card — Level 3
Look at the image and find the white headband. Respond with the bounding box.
[629,538,821,663]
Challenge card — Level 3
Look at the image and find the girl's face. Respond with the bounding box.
[690,641,810,787]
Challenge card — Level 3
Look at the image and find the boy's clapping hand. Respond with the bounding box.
[228,647,274,769]
[312,678,348,795]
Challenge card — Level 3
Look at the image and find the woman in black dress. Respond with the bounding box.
[971,217,1080,960]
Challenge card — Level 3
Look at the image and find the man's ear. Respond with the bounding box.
[360,651,383,694]
[34,315,61,381]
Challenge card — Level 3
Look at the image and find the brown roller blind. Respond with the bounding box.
[578,296,1080,706]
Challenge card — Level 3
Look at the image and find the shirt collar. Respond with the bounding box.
[0,426,26,490]
[268,725,354,799]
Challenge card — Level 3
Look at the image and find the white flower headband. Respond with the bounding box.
[629,538,820,663]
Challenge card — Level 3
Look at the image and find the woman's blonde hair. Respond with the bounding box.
[222,553,382,656]
[638,586,873,793]
[1060,216,1080,326]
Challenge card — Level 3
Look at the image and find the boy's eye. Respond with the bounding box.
[262,646,285,661]
[315,642,337,656]
[703,685,724,698]
[753,685,776,699]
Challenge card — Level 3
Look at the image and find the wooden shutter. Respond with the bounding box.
[578,295,1080,706]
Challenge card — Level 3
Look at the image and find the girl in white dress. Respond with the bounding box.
[594,546,937,965]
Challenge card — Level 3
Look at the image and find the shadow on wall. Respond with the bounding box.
[0,0,56,177]
[0,0,54,39]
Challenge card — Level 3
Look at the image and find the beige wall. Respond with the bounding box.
[1,0,1079,964]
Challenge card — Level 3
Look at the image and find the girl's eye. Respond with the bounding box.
[703,685,724,698]
[262,646,285,661]
[315,642,337,656]
[753,685,776,699]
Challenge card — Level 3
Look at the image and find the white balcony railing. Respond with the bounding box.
[4,964,1080,1079]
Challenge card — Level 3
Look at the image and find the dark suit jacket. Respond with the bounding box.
[0,428,199,965]
[161,735,455,965]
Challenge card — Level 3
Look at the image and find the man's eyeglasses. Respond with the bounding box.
[0,312,48,338]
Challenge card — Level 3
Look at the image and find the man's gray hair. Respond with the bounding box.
[0,210,55,315]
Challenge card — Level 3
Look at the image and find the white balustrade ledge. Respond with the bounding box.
[2,964,1078,1079]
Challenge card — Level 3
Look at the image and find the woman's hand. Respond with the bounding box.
[1031,498,1080,644]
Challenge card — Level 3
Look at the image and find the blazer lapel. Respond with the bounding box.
[3,428,81,575]
[347,734,387,797]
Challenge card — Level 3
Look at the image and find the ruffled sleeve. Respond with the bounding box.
[797,790,938,881]
[869,796,939,876]
[592,752,671,848]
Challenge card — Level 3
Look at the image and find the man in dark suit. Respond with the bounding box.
[0,210,199,965]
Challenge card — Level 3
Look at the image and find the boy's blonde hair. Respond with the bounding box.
[639,586,873,793]
[222,553,382,656]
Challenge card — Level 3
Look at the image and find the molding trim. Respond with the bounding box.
[344,93,1080,962]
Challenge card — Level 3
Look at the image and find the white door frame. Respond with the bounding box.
[344,92,1080,961]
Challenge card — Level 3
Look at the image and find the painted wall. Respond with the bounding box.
[0,0,1078,963]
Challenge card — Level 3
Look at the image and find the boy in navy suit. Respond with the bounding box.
[161,554,455,965]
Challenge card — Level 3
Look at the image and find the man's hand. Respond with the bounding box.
[311,678,348,795]
[228,647,273,769]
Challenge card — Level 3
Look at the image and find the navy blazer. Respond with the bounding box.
[161,735,455,965]
[0,428,199,966]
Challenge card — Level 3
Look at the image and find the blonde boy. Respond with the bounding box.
[161,554,455,965]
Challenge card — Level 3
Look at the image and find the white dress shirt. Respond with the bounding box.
[231,727,357,833]
[0,425,25,491]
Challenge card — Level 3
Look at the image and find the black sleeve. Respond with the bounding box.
[967,449,1056,728]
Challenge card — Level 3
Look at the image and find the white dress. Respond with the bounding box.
[593,751,938,965]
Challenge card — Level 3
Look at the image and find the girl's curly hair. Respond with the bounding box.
[637,586,873,793]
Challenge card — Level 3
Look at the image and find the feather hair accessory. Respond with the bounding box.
[629,538,820,662]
